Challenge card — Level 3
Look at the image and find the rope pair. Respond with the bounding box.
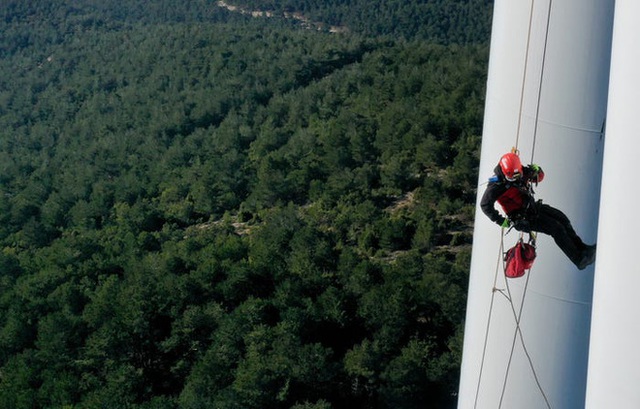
[473,0,554,407]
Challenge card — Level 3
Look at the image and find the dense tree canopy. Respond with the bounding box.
[226,0,493,44]
[0,1,490,408]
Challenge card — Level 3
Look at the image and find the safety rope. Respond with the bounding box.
[529,0,553,163]
[513,0,537,152]
[473,230,507,408]
[498,233,552,409]
[474,230,551,408]
[499,0,555,401]
[473,0,555,406]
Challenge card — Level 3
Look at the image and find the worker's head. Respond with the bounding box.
[499,152,522,181]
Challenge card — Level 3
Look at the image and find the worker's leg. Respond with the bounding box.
[529,203,587,266]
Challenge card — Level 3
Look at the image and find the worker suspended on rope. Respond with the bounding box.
[481,152,597,270]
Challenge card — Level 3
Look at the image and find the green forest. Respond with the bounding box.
[0,1,491,408]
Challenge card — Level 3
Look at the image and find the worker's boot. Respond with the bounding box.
[577,244,597,270]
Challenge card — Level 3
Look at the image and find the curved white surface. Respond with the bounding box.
[458,0,614,408]
[585,2,640,407]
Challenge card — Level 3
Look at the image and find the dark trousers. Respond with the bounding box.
[528,203,586,266]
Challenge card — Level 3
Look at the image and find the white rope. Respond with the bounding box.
[474,0,557,406]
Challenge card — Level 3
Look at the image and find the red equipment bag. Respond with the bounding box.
[504,239,536,278]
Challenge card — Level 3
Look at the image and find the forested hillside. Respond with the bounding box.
[228,0,493,43]
[0,1,490,408]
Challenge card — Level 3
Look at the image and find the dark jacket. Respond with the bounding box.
[480,164,542,226]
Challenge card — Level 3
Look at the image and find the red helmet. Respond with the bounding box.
[499,153,523,181]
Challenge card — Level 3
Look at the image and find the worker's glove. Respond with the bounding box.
[500,218,512,229]
[513,219,531,232]
[530,164,544,184]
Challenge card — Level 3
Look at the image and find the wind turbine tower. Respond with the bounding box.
[457,0,614,407]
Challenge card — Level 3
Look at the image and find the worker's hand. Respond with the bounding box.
[500,218,512,229]
[530,164,544,183]
[513,219,531,232]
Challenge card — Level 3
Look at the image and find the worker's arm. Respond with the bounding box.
[480,182,507,226]
[524,164,544,184]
